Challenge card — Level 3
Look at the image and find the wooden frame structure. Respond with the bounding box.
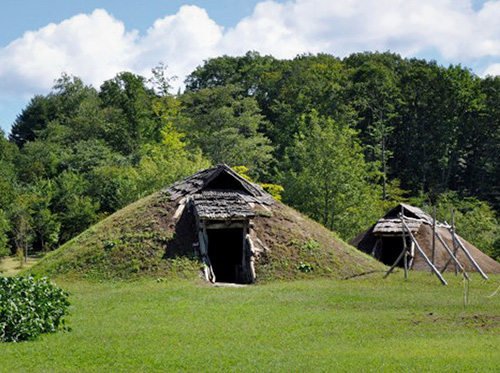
[165,164,274,284]
[383,206,488,285]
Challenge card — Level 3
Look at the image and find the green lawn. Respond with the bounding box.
[1,273,499,372]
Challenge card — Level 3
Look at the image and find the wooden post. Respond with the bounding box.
[451,209,458,275]
[401,206,408,279]
[401,219,448,285]
[408,241,415,269]
[432,206,436,265]
[370,239,380,257]
[435,232,470,280]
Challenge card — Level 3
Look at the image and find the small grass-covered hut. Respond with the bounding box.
[350,203,500,274]
[30,165,384,282]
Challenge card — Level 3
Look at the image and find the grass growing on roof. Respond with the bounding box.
[1,273,499,371]
[27,191,385,281]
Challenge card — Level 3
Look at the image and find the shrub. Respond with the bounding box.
[0,276,70,342]
[297,262,314,273]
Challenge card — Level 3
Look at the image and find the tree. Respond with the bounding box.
[9,195,35,262]
[28,181,60,251]
[99,72,160,155]
[282,112,380,239]
[0,130,18,209]
[180,84,273,176]
[345,54,402,200]
[0,210,11,261]
[53,172,99,242]
[9,95,58,147]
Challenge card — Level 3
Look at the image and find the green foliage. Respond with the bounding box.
[0,210,10,260]
[99,72,159,154]
[301,239,321,252]
[282,112,380,240]
[180,84,273,173]
[4,52,500,265]
[9,194,35,260]
[231,166,284,200]
[296,261,314,273]
[0,276,70,342]
[416,192,500,260]
[2,276,500,370]
[260,184,284,201]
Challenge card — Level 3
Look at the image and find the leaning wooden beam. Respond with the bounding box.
[408,241,415,268]
[401,208,408,279]
[383,246,407,279]
[432,206,436,264]
[401,218,448,285]
[440,255,453,273]
[451,209,458,275]
[370,238,380,256]
[454,235,488,280]
[435,232,470,280]
[173,197,187,220]
[197,226,215,283]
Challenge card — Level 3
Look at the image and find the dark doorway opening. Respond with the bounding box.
[204,170,248,193]
[379,236,411,267]
[207,228,244,283]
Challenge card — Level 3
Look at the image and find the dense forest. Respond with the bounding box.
[1,51,500,262]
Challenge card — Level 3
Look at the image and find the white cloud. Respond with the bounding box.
[0,9,137,95]
[483,63,500,76]
[137,5,223,82]
[220,0,500,62]
[2,0,500,105]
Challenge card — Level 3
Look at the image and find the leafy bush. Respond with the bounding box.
[297,262,314,273]
[0,276,70,342]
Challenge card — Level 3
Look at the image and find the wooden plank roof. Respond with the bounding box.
[164,164,274,204]
[373,218,422,235]
[192,190,255,220]
[383,203,433,224]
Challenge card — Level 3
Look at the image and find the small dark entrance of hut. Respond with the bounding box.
[207,226,246,283]
[378,236,411,267]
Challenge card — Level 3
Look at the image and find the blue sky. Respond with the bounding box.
[1,0,499,134]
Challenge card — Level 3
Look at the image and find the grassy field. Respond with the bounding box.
[1,272,499,372]
[0,256,40,277]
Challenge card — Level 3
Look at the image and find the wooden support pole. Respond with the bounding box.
[408,241,415,269]
[401,206,408,280]
[370,239,380,257]
[432,205,436,265]
[383,246,407,279]
[454,235,488,280]
[451,209,458,275]
[400,218,448,286]
[435,232,470,281]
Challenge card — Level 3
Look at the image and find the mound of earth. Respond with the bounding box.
[29,190,385,281]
